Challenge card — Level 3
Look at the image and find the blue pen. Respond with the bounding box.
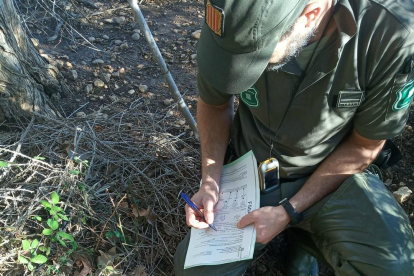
[181,192,217,231]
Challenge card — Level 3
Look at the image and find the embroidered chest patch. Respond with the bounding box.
[205,0,224,36]
[392,79,414,111]
[241,87,259,108]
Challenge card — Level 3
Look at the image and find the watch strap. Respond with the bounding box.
[279,198,304,226]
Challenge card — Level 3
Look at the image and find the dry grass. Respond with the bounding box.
[0,99,200,275]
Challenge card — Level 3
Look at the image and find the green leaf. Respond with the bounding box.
[113,230,122,238]
[56,237,67,247]
[57,213,69,221]
[31,239,39,249]
[51,206,63,212]
[18,256,29,264]
[56,231,74,242]
[47,219,59,230]
[41,200,51,209]
[69,170,80,175]
[0,160,8,168]
[70,241,77,251]
[78,183,86,191]
[124,235,132,244]
[42,228,54,235]
[33,156,46,160]
[22,240,30,250]
[28,262,34,271]
[50,192,59,204]
[105,231,114,238]
[31,254,48,264]
[46,247,51,256]
[31,216,42,221]
[38,246,46,252]
[49,209,57,216]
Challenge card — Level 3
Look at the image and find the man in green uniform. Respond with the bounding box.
[175,0,414,275]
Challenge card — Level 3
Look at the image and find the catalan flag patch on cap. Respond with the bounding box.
[205,0,224,36]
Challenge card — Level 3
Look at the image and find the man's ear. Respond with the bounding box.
[301,3,323,28]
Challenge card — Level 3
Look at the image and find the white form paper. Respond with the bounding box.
[184,151,260,269]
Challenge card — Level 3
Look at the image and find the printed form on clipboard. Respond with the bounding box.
[184,151,260,269]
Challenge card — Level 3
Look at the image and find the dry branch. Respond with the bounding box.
[0,102,200,274]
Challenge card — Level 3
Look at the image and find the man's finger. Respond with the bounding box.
[185,205,209,229]
[237,212,255,229]
[202,198,215,224]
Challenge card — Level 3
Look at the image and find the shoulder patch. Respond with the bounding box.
[205,0,225,37]
[240,86,259,108]
[392,79,414,111]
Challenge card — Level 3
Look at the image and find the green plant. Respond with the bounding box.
[18,239,48,271]
[18,192,77,272]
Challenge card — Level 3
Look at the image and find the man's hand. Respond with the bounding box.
[237,206,290,244]
[185,182,219,229]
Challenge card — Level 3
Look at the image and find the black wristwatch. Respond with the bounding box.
[279,198,304,226]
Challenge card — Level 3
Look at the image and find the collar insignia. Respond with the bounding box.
[205,0,224,37]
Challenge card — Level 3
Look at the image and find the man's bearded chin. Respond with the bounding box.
[267,22,317,71]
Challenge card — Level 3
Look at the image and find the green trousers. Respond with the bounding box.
[174,174,414,276]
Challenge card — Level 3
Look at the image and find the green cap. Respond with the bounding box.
[197,0,308,94]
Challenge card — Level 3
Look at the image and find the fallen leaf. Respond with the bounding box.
[132,206,150,218]
[97,250,113,269]
[133,265,146,276]
[73,260,92,276]
[94,124,104,132]
[107,246,116,256]
[147,213,158,226]
[119,202,129,208]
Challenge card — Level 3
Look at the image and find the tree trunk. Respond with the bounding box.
[0,0,66,123]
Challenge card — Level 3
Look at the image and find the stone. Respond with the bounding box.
[190,54,197,60]
[89,36,96,43]
[94,79,105,88]
[138,84,148,93]
[112,71,120,78]
[191,30,201,40]
[163,99,173,106]
[393,186,412,204]
[92,59,104,65]
[109,94,119,102]
[81,61,87,65]
[384,179,393,187]
[31,38,39,48]
[119,68,125,74]
[76,112,86,118]
[128,89,135,95]
[116,16,126,25]
[133,29,141,34]
[68,70,78,81]
[101,73,111,83]
[120,43,128,50]
[65,62,73,69]
[102,35,109,40]
[114,40,123,45]
[132,33,140,41]
[399,182,406,187]
[85,84,93,93]
[390,184,398,190]
[104,18,114,24]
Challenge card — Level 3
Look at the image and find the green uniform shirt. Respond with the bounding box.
[198,0,414,178]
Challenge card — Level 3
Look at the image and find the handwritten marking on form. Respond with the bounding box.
[184,151,260,268]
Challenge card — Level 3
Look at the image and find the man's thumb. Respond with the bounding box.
[203,199,215,224]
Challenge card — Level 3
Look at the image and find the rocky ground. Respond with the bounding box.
[15,0,414,274]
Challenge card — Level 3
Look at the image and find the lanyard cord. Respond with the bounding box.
[266,8,336,159]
